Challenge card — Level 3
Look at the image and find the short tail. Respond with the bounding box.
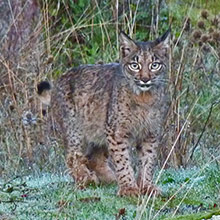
[37,81,51,105]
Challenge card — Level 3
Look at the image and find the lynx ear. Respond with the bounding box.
[119,31,138,58]
[153,28,171,56]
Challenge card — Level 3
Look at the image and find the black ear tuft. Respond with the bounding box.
[154,28,171,50]
[160,27,171,42]
[37,81,51,95]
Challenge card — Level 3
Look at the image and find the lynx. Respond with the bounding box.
[37,29,170,196]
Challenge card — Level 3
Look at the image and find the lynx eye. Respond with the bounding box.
[149,62,162,71]
[128,63,141,71]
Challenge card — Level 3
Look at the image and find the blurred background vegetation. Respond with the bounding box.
[0,0,220,176]
[0,0,219,219]
[0,0,219,176]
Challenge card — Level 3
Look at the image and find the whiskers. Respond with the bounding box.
[152,78,171,85]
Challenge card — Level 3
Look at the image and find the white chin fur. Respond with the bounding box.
[137,80,152,92]
[138,86,152,91]
[132,84,152,95]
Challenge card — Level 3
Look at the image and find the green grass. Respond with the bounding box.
[0,164,219,220]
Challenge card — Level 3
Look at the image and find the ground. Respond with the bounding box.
[0,164,219,220]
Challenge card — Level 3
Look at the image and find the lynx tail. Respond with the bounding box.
[37,81,51,105]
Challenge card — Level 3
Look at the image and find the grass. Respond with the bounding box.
[0,162,219,220]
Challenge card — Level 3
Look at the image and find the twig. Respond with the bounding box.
[190,102,215,160]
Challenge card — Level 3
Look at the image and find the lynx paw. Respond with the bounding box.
[117,186,140,197]
[140,184,161,196]
[75,171,99,189]
[67,152,99,188]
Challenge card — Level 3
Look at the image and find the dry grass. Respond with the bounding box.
[0,2,219,219]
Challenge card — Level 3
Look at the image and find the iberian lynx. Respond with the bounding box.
[37,29,170,196]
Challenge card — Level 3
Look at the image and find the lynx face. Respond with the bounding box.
[119,31,170,94]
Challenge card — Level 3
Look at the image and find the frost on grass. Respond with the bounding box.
[0,165,219,220]
[154,164,220,218]
[0,173,72,220]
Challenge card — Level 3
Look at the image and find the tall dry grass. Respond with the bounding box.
[0,0,219,180]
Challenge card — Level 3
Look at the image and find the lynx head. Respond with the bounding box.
[119,29,170,94]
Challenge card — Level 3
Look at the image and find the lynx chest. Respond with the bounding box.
[127,92,163,143]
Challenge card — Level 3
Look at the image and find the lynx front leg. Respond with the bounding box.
[137,138,161,196]
[106,133,139,196]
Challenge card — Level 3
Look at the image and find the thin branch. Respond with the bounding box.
[190,102,215,160]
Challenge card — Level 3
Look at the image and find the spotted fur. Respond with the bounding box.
[38,30,170,196]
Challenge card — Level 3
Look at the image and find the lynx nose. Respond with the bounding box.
[141,77,150,83]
